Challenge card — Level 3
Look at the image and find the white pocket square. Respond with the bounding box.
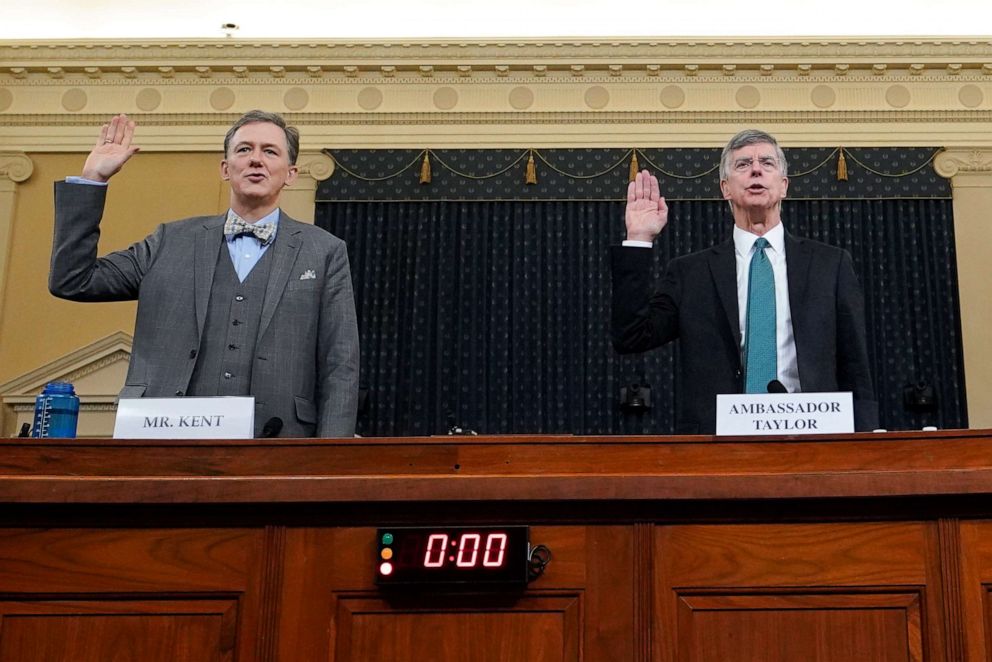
[299,269,317,280]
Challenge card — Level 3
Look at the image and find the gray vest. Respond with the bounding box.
[187,242,274,397]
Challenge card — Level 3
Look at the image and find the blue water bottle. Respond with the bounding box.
[31,381,80,438]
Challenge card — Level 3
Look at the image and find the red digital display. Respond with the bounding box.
[376,526,529,586]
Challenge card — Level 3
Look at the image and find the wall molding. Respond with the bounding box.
[2,38,991,151]
[0,331,133,437]
[0,331,132,396]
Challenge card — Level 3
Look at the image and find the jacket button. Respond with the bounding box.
[189,349,197,359]
[175,390,184,396]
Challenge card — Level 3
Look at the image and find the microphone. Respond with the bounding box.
[260,417,283,438]
[446,410,478,436]
[767,380,788,394]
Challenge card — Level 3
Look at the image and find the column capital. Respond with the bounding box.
[281,152,334,224]
[934,148,992,180]
[0,153,34,184]
[296,151,335,183]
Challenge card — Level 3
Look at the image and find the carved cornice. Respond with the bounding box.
[0,331,132,395]
[934,148,992,178]
[2,38,991,150]
[2,38,992,88]
[5,110,990,127]
[0,153,33,182]
[60,350,130,385]
[2,38,992,71]
[3,71,992,85]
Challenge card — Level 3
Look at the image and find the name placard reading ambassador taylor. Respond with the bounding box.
[113,397,254,439]
[716,392,854,436]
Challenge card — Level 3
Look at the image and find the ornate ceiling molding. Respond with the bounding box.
[3,37,992,69]
[2,38,991,150]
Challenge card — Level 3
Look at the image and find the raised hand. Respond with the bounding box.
[624,169,668,243]
[80,114,140,182]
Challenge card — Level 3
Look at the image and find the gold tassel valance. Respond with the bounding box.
[836,147,848,181]
[419,150,432,184]
[322,147,939,190]
[525,150,537,185]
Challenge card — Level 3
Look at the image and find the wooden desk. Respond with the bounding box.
[2,430,991,661]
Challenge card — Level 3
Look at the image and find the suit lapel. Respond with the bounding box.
[785,232,812,344]
[194,216,226,339]
[258,214,303,340]
[708,238,741,349]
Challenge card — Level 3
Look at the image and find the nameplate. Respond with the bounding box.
[716,392,854,436]
[113,397,255,439]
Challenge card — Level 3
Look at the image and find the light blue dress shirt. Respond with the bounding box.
[225,208,280,282]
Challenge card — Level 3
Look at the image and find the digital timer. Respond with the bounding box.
[376,526,530,586]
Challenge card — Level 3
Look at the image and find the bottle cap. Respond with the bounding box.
[42,381,76,395]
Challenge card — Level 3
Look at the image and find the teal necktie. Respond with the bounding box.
[744,237,777,393]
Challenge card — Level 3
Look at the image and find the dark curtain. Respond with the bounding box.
[317,196,967,436]
[783,198,966,431]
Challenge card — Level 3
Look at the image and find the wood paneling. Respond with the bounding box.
[3,429,992,503]
[0,528,257,593]
[0,528,265,661]
[275,526,633,661]
[0,599,237,662]
[335,595,578,662]
[955,521,992,661]
[2,433,992,660]
[675,593,918,662]
[655,523,945,662]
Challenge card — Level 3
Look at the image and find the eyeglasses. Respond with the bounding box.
[733,156,780,172]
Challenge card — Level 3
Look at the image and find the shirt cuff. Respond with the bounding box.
[622,240,653,248]
[65,176,109,186]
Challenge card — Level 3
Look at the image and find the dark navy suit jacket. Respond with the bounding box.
[611,233,878,434]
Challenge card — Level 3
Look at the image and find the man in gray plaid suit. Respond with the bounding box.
[49,111,359,438]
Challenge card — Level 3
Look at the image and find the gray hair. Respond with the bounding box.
[223,110,300,165]
[719,129,788,180]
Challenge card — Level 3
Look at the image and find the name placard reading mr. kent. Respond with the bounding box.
[113,397,254,439]
[716,392,854,436]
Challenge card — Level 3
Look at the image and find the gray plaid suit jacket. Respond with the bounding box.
[49,181,359,438]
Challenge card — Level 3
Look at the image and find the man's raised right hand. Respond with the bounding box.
[624,169,669,243]
[80,114,140,183]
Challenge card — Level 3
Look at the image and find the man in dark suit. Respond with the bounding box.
[612,129,878,434]
[49,111,359,437]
